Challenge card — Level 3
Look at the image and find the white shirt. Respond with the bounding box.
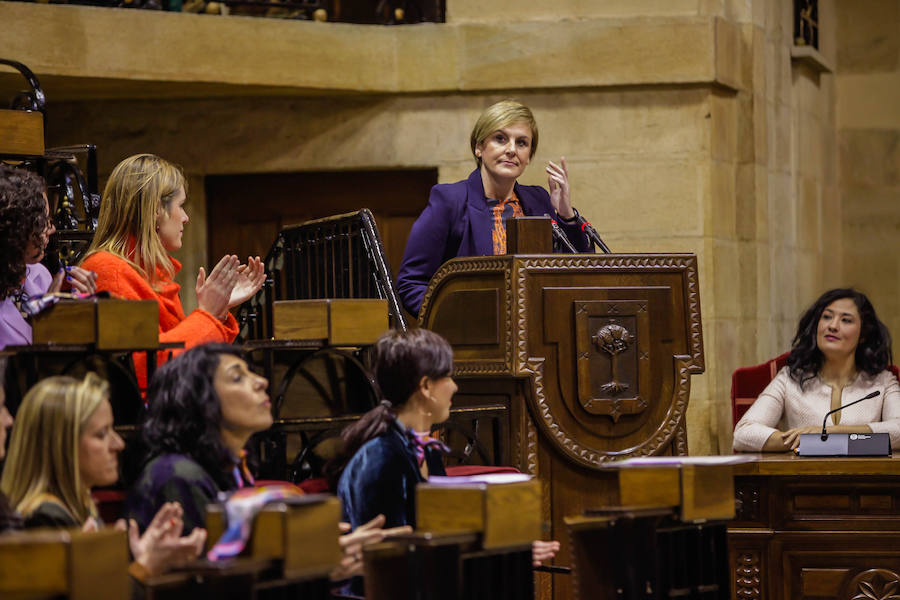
[733,366,900,451]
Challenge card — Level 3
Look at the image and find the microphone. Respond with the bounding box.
[545,214,578,253]
[575,213,612,254]
[820,390,880,440]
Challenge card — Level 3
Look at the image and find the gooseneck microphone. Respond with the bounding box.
[575,214,612,254]
[820,390,880,441]
[545,214,579,253]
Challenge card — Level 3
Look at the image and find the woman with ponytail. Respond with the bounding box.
[334,328,455,530]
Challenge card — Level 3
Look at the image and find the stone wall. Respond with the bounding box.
[836,0,900,346]
[5,0,885,454]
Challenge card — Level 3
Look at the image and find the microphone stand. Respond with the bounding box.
[575,214,612,254]
[547,215,578,253]
[820,390,880,440]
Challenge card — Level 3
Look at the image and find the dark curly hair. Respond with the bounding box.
[326,328,454,489]
[0,163,49,300]
[787,288,893,388]
[141,343,246,491]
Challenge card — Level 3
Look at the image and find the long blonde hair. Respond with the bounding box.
[0,373,110,523]
[82,154,185,288]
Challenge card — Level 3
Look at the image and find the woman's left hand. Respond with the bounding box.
[532,539,561,567]
[546,158,575,220]
[48,267,98,295]
[228,256,266,309]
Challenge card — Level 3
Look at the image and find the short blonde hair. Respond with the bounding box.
[0,373,109,523]
[469,100,539,167]
[82,154,185,288]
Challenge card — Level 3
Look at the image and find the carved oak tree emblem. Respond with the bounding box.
[574,301,650,421]
[592,324,634,394]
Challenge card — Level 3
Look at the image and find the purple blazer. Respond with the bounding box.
[0,263,52,350]
[396,168,591,316]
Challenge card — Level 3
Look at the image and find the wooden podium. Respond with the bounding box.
[419,253,705,599]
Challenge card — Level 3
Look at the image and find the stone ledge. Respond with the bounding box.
[0,2,743,99]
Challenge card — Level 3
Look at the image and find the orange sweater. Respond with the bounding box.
[81,251,239,389]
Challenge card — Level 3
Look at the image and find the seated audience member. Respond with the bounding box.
[0,357,22,533]
[79,154,265,387]
[127,343,271,535]
[333,328,558,564]
[0,372,205,577]
[734,288,900,452]
[128,343,410,581]
[0,163,96,349]
[395,99,591,316]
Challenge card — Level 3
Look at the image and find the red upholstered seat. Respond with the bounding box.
[731,353,900,428]
[444,465,521,477]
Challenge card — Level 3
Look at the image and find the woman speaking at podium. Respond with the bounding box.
[395,100,591,316]
[733,288,900,452]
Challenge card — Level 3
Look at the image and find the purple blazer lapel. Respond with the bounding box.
[465,169,494,257]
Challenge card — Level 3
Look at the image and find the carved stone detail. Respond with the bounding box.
[735,552,761,599]
[849,569,900,600]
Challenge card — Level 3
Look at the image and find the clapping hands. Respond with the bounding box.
[118,502,207,577]
[196,255,266,320]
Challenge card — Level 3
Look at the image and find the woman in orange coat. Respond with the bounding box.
[81,154,265,388]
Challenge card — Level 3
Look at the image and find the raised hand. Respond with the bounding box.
[546,158,575,220]
[127,502,207,577]
[228,256,266,309]
[196,255,240,320]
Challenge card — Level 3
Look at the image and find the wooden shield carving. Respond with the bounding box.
[574,300,650,422]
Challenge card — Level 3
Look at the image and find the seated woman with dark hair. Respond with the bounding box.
[128,342,411,581]
[334,328,559,564]
[0,163,96,349]
[127,343,272,535]
[734,288,900,452]
[0,371,205,577]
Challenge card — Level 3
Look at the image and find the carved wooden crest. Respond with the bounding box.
[574,300,650,422]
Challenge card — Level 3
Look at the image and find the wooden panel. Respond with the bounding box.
[793,494,851,510]
[69,529,130,600]
[417,480,541,549]
[0,108,43,156]
[273,298,387,345]
[96,300,158,350]
[681,464,735,522]
[800,568,848,597]
[32,300,96,345]
[506,216,552,254]
[430,289,499,346]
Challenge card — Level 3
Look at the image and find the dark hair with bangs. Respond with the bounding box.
[326,328,453,489]
[0,163,49,300]
[141,343,245,491]
[787,288,893,388]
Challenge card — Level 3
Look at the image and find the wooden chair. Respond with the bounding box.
[731,353,900,427]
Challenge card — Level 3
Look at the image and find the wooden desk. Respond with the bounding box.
[729,454,900,600]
